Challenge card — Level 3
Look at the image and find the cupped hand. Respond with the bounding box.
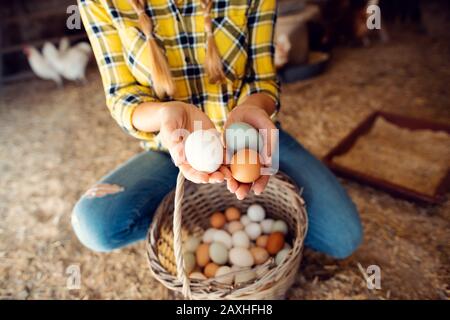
[159,101,225,184]
[222,103,278,200]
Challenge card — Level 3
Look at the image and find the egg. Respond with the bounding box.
[204,262,220,278]
[247,204,265,222]
[250,247,269,265]
[234,269,257,285]
[240,215,251,226]
[183,236,201,253]
[226,221,244,234]
[225,207,241,221]
[260,219,274,234]
[229,247,254,267]
[208,242,228,265]
[266,232,285,255]
[185,130,223,173]
[230,149,261,183]
[245,222,262,240]
[225,122,262,153]
[183,252,196,274]
[202,228,217,243]
[215,266,234,285]
[210,212,226,229]
[195,243,210,267]
[256,235,269,248]
[213,230,232,249]
[272,220,288,235]
[189,272,207,280]
[232,230,250,248]
[275,248,291,266]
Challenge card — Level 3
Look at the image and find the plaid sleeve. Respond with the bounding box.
[237,0,280,112]
[78,0,158,141]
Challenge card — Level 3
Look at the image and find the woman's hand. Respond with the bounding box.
[222,94,278,200]
[158,101,226,184]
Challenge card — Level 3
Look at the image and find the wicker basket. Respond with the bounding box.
[146,172,308,299]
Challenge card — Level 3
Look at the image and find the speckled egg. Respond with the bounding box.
[240,215,251,226]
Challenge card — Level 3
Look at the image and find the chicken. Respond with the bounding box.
[42,39,92,83]
[23,45,63,87]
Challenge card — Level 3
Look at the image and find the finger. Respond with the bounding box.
[219,166,232,180]
[227,177,239,193]
[168,142,185,167]
[179,164,209,184]
[243,113,277,162]
[209,171,225,183]
[252,175,270,195]
[235,183,251,200]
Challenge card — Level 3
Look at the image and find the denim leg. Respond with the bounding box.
[72,150,178,252]
[278,129,363,259]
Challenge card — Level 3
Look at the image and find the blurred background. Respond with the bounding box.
[0,0,449,299]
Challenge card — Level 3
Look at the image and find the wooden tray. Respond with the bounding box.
[323,111,450,204]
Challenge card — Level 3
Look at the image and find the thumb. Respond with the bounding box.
[160,121,189,166]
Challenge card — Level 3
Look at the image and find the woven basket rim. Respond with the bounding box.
[146,172,308,299]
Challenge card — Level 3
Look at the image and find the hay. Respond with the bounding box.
[0,2,449,299]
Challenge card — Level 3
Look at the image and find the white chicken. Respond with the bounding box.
[23,45,63,87]
[43,38,92,83]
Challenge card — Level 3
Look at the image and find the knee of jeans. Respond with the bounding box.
[328,216,364,259]
[71,198,117,253]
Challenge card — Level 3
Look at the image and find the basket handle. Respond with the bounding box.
[173,171,193,298]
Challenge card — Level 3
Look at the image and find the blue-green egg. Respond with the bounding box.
[225,122,262,153]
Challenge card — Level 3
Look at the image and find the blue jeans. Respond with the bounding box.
[72,129,363,258]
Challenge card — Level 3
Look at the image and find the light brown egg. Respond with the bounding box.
[226,221,244,234]
[204,262,220,278]
[250,247,269,265]
[256,235,269,248]
[225,207,241,221]
[266,232,285,255]
[210,212,226,229]
[196,243,210,267]
[230,149,261,183]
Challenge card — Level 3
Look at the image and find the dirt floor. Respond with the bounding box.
[0,2,449,300]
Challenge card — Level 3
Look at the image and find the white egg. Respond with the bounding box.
[215,266,234,285]
[272,220,288,235]
[245,222,262,240]
[203,228,217,243]
[232,230,250,248]
[190,272,207,280]
[229,247,254,267]
[184,130,223,173]
[209,242,229,265]
[183,236,201,253]
[275,248,291,265]
[247,204,265,222]
[213,230,232,249]
[240,215,251,226]
[260,219,274,234]
[225,122,262,153]
[234,269,257,285]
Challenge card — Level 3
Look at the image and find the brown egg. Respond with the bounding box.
[256,235,269,248]
[230,149,261,183]
[250,247,269,265]
[266,232,285,255]
[204,262,220,278]
[210,212,226,229]
[225,207,241,221]
[196,243,210,267]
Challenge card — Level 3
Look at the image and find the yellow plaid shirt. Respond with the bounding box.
[79,0,280,150]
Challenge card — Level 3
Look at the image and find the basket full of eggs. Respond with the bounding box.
[147,123,308,299]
